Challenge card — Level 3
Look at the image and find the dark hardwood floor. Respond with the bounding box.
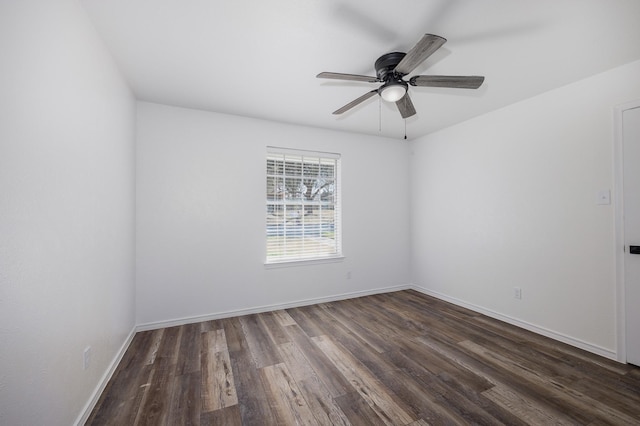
[87,290,640,425]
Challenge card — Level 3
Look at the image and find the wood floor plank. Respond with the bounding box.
[482,383,576,426]
[88,290,640,425]
[315,299,513,425]
[308,304,473,424]
[135,357,175,426]
[200,405,243,426]
[380,348,506,426]
[239,314,282,368]
[260,311,291,345]
[284,323,354,397]
[260,362,318,425]
[453,322,640,419]
[386,291,478,326]
[221,317,279,425]
[200,320,219,333]
[407,420,431,426]
[277,340,316,383]
[273,309,297,327]
[287,306,327,337]
[86,364,153,425]
[360,294,469,345]
[375,358,470,425]
[177,322,201,375]
[201,329,238,412]
[397,337,493,392]
[88,331,157,425]
[203,327,228,353]
[156,325,183,364]
[296,376,352,426]
[434,370,529,426]
[568,376,640,416]
[312,334,416,425]
[219,317,245,353]
[415,333,596,424]
[334,391,388,426]
[144,328,165,366]
[319,302,396,353]
[460,339,640,425]
[168,371,201,425]
[277,341,351,425]
[121,330,155,368]
[473,314,632,375]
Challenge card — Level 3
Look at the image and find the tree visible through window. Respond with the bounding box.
[266,148,341,263]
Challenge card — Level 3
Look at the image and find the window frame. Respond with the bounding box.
[265,147,342,266]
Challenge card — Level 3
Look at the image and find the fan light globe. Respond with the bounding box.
[380,83,407,102]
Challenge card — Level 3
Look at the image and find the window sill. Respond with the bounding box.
[264,255,345,269]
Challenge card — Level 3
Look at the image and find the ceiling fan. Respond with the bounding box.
[317,34,484,118]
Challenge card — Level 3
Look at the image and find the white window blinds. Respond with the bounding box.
[266,147,341,263]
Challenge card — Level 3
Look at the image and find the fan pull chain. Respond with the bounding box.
[404,119,407,140]
[378,97,382,132]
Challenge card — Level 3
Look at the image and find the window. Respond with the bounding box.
[266,147,341,263]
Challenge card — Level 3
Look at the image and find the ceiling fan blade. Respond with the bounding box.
[394,34,447,75]
[410,75,485,89]
[396,93,416,119]
[317,72,379,83]
[333,90,378,115]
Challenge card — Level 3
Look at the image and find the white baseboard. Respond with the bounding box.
[410,284,618,361]
[136,284,412,332]
[74,326,137,426]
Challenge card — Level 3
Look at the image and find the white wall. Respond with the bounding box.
[410,60,640,357]
[136,102,411,325]
[0,1,136,425]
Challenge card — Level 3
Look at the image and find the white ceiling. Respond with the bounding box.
[81,0,640,140]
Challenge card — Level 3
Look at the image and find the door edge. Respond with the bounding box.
[614,99,640,363]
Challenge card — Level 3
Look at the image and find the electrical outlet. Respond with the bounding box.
[83,346,92,370]
[514,287,522,300]
[596,190,611,205]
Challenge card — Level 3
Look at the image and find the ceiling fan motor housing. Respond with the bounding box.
[375,52,407,81]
